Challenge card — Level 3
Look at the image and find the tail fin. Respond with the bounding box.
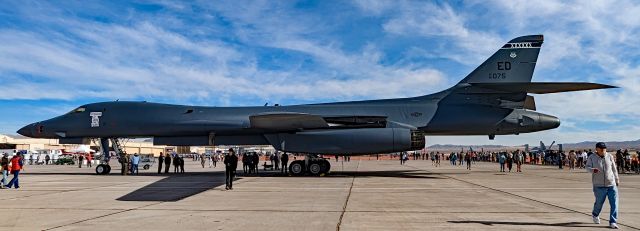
[458,35,543,84]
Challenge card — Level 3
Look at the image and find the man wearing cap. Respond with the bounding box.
[586,142,620,229]
[224,148,238,190]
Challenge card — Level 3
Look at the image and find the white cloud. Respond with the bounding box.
[353,0,395,15]
[0,4,450,104]
[372,2,504,65]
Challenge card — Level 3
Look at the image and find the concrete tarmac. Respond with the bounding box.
[1,159,638,230]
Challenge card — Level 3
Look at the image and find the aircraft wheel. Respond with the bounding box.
[309,162,322,175]
[320,159,331,174]
[143,164,150,170]
[105,165,111,174]
[289,161,304,176]
[96,164,108,175]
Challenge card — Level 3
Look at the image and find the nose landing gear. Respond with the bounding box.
[95,138,125,175]
[96,164,111,175]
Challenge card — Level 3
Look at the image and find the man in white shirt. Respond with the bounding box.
[585,142,620,229]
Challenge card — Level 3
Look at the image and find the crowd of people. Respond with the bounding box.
[154,152,187,175]
[19,152,54,165]
[241,152,261,174]
[390,147,640,176]
[74,153,94,168]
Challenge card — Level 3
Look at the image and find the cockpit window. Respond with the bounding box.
[68,107,86,114]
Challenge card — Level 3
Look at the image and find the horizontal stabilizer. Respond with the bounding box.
[471,82,617,94]
[249,112,329,130]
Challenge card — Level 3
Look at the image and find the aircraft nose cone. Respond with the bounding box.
[17,124,33,137]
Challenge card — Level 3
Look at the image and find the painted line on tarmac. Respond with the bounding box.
[406,164,640,231]
[43,201,165,231]
[336,160,360,231]
[523,172,640,190]
[454,163,640,190]
[43,173,263,230]
[193,187,598,191]
[233,187,479,190]
[3,181,137,201]
[9,206,640,215]
[11,171,235,202]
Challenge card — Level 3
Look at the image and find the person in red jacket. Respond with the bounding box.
[5,154,23,189]
[86,154,93,168]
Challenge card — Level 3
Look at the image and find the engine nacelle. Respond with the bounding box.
[497,109,561,134]
[264,128,425,155]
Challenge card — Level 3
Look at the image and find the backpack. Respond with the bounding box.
[19,157,24,167]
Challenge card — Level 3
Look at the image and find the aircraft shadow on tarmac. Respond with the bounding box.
[240,169,445,179]
[23,169,443,202]
[114,169,442,202]
[448,220,605,228]
[116,171,229,202]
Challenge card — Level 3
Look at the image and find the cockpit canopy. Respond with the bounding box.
[67,107,86,114]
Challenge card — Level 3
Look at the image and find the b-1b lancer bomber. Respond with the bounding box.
[18,35,615,175]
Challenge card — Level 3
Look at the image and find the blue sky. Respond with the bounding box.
[0,0,638,145]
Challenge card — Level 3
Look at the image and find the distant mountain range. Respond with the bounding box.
[560,139,640,151]
[426,144,516,151]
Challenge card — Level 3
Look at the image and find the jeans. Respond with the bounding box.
[1,170,7,186]
[592,186,618,224]
[131,164,139,175]
[6,170,19,188]
[225,169,235,188]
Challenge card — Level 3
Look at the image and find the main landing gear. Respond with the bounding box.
[288,154,331,176]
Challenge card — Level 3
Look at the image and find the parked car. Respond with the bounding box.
[139,155,155,170]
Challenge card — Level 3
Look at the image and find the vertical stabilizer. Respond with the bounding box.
[458,35,543,84]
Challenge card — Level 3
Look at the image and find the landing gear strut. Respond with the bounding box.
[289,154,331,176]
[95,138,125,175]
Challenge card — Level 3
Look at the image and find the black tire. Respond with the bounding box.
[309,162,322,175]
[143,164,150,170]
[105,165,111,174]
[96,164,107,175]
[289,161,304,176]
[320,159,331,174]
